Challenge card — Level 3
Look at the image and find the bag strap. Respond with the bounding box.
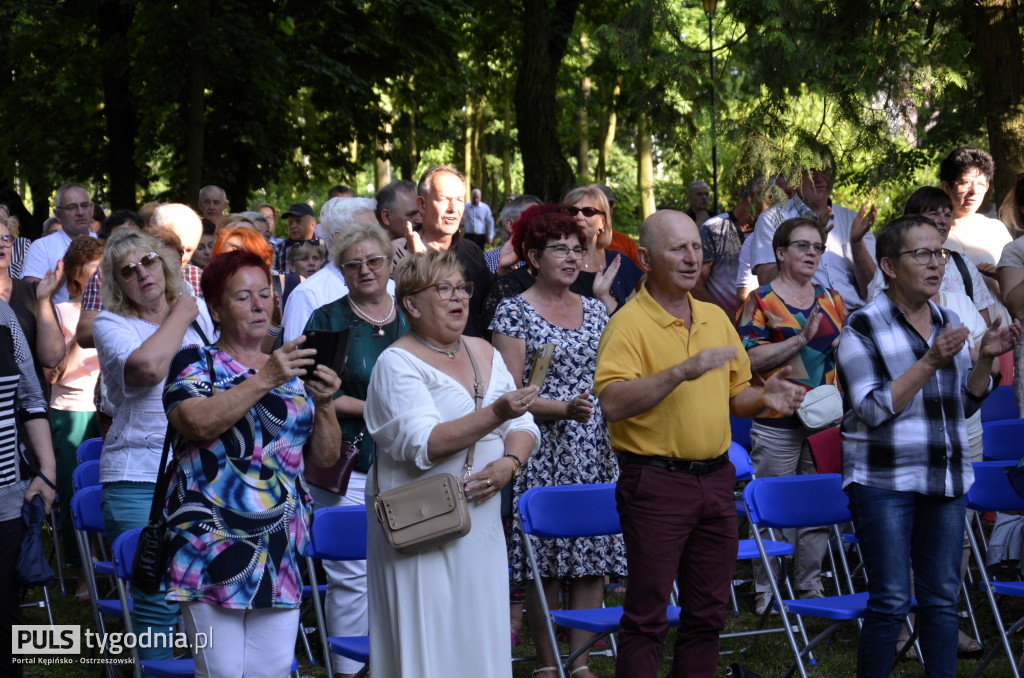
[373,340,486,497]
[950,251,974,301]
[190,318,210,347]
[147,348,215,526]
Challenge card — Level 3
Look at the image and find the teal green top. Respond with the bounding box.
[304,295,409,472]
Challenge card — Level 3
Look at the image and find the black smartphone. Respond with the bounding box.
[300,328,351,380]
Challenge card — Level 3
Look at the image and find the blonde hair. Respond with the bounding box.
[393,249,464,308]
[561,184,613,247]
[100,229,188,317]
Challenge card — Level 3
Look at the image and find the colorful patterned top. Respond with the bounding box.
[737,282,846,425]
[162,345,314,609]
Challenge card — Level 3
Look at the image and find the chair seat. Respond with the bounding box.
[738,538,792,560]
[97,598,129,618]
[548,605,682,634]
[328,635,369,663]
[990,581,1024,597]
[779,593,917,621]
[139,659,195,677]
[302,584,327,599]
[94,560,114,577]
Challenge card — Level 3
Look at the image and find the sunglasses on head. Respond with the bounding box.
[564,206,605,218]
[119,252,162,280]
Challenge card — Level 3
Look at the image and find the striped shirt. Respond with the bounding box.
[836,293,990,497]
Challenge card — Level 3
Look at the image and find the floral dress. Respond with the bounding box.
[162,345,314,609]
[490,294,626,582]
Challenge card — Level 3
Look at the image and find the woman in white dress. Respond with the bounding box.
[364,249,540,677]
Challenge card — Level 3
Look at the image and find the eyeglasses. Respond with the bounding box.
[896,248,950,265]
[787,240,825,254]
[564,206,605,218]
[119,252,162,280]
[543,244,585,259]
[340,255,387,275]
[56,201,93,213]
[413,281,475,300]
[952,178,989,193]
[0,235,12,248]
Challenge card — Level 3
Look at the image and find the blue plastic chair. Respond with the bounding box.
[519,484,682,678]
[963,461,1024,678]
[744,474,916,678]
[72,459,101,491]
[76,437,103,463]
[981,384,1019,423]
[305,506,370,678]
[730,415,753,451]
[982,419,1024,461]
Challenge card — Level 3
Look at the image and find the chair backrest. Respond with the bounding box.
[518,483,619,539]
[309,506,367,561]
[730,415,753,451]
[966,461,1024,512]
[729,442,753,482]
[982,419,1024,461]
[743,474,849,529]
[76,437,103,463]
[112,528,142,579]
[70,485,106,533]
[981,385,1019,423]
[72,460,101,491]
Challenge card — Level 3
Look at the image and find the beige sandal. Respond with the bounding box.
[570,667,591,676]
[533,669,558,676]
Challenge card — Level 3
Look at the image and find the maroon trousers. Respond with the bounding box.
[614,461,738,678]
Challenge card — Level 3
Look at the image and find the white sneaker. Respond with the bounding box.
[755,593,778,616]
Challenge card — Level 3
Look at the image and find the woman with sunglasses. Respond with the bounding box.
[92,229,215,660]
[737,217,846,614]
[561,184,644,304]
[490,207,624,678]
[299,223,408,678]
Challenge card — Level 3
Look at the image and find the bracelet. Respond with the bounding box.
[267,324,283,338]
[502,453,524,478]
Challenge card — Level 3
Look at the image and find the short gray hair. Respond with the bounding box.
[198,185,227,202]
[319,197,377,252]
[55,183,90,209]
[332,223,395,268]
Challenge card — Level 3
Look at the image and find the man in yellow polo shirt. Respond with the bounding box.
[595,210,804,677]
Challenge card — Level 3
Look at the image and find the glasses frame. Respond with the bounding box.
[0,235,12,248]
[895,248,951,265]
[340,255,388,275]
[119,252,163,281]
[542,244,586,260]
[412,281,475,301]
[786,240,825,255]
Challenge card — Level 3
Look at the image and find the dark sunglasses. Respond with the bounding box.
[119,252,162,280]
[564,206,605,218]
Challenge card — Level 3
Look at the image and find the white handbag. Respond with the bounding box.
[796,384,843,431]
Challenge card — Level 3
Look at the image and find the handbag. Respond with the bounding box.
[373,345,482,555]
[796,384,843,431]
[132,348,213,594]
[304,430,363,495]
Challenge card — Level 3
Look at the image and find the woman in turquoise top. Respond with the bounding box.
[302,222,407,677]
[163,250,341,677]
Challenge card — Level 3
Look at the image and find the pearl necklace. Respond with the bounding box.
[411,331,461,359]
[349,295,395,336]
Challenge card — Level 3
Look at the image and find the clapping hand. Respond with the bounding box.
[850,204,877,243]
[679,346,737,382]
[979,317,1021,360]
[924,323,970,370]
[799,303,823,345]
[36,262,65,301]
[761,366,805,415]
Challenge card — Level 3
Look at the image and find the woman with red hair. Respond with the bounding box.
[489,206,625,678]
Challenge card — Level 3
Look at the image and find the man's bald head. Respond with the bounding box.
[639,209,697,253]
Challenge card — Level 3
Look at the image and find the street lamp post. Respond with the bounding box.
[703,0,719,214]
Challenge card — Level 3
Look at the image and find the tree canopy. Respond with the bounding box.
[0,0,1019,237]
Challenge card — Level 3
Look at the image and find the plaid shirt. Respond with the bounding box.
[836,293,990,497]
[81,264,204,312]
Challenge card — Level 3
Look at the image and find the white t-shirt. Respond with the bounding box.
[946,213,1013,326]
[21,230,98,303]
[939,290,987,444]
[93,302,214,483]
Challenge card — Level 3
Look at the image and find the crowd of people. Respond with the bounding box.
[2,146,1024,678]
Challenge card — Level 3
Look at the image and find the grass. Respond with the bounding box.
[17,531,1024,677]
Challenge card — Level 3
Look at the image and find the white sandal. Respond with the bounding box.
[533,668,558,676]
[570,667,591,676]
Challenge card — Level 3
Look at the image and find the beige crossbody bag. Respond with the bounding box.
[373,345,482,555]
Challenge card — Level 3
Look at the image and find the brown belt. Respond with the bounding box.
[617,451,729,475]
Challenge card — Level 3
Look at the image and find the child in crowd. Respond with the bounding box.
[287,240,326,277]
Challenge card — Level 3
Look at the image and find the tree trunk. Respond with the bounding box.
[375,118,393,191]
[974,0,1024,201]
[464,96,474,199]
[185,0,210,206]
[472,99,486,193]
[577,75,591,179]
[514,0,581,202]
[598,82,621,184]
[637,118,655,219]
[502,102,512,198]
[97,0,137,210]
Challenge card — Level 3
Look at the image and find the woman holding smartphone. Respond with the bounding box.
[490,206,624,678]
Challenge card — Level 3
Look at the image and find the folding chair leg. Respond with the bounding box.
[961,580,982,651]
[47,509,66,596]
[305,557,334,677]
[966,515,1021,678]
